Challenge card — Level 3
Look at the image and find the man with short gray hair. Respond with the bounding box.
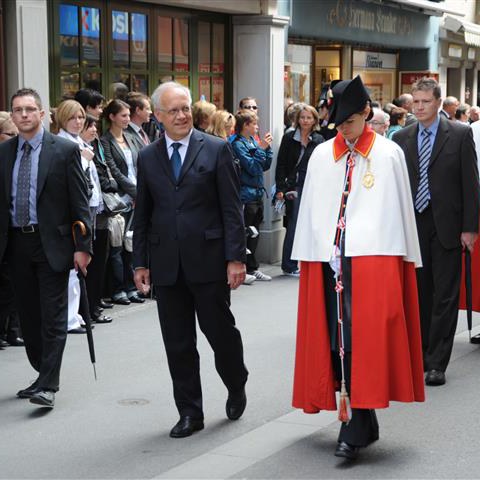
[368,108,389,136]
[133,82,249,438]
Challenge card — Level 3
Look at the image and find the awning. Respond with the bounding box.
[389,0,465,17]
[443,15,480,47]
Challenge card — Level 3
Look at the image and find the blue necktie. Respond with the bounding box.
[15,142,33,226]
[171,142,182,180]
[415,129,432,213]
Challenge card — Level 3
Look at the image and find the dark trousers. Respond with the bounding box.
[7,231,69,391]
[0,263,21,340]
[109,246,136,297]
[281,194,300,273]
[416,206,462,372]
[86,228,109,315]
[155,270,248,418]
[244,200,264,273]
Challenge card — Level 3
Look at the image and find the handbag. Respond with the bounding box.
[102,191,129,215]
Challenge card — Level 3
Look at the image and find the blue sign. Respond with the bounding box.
[81,7,100,39]
[59,4,78,37]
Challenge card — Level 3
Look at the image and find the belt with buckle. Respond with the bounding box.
[11,224,39,233]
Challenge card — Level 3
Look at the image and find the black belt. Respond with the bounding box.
[10,224,39,233]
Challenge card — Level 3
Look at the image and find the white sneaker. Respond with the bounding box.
[243,274,256,285]
[252,270,272,281]
[283,270,300,278]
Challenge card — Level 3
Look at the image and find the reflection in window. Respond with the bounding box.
[59,4,79,68]
[174,18,189,72]
[212,24,224,73]
[175,76,190,88]
[112,10,129,68]
[199,77,211,101]
[131,13,147,67]
[198,22,210,73]
[157,16,172,70]
[60,72,80,98]
[83,72,102,92]
[81,7,101,67]
[212,77,224,109]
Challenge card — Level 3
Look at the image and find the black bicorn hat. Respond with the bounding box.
[328,76,373,127]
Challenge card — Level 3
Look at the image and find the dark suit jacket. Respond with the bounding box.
[393,116,480,249]
[133,129,246,285]
[126,124,147,151]
[100,130,140,199]
[0,130,92,272]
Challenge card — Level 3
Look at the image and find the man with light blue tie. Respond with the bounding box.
[393,77,479,386]
[0,88,92,408]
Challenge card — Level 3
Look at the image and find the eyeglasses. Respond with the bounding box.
[242,105,258,110]
[369,121,385,125]
[12,106,39,115]
[159,106,191,117]
[0,131,16,137]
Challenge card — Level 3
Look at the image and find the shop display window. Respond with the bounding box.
[285,44,312,105]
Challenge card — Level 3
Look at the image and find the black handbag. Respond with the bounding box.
[102,191,128,215]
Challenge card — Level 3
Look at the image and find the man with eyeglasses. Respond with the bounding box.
[0,88,92,408]
[367,108,389,136]
[133,81,249,438]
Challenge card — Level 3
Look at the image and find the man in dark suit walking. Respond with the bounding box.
[133,82,248,438]
[0,88,92,407]
[393,78,479,386]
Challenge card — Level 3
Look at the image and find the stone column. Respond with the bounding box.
[4,0,50,125]
[232,14,289,264]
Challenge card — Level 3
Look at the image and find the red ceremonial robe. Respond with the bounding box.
[292,258,425,413]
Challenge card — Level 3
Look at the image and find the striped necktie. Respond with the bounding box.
[415,129,432,213]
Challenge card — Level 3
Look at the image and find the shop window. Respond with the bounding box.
[286,44,312,104]
[157,16,173,70]
[314,49,340,104]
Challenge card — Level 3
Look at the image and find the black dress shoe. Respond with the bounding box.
[226,388,247,420]
[68,327,87,334]
[7,336,25,347]
[169,416,204,438]
[94,306,104,315]
[470,333,480,344]
[335,441,359,460]
[0,338,9,348]
[113,297,131,305]
[100,299,114,309]
[93,314,113,324]
[128,293,145,303]
[425,370,446,386]
[17,381,39,399]
[30,390,55,408]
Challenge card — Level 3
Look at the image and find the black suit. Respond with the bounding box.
[133,129,248,418]
[0,130,91,391]
[393,116,480,372]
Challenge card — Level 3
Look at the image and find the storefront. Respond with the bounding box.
[285,0,443,107]
[0,0,6,110]
[48,0,230,108]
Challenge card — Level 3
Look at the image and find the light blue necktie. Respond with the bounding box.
[15,142,33,226]
[171,142,182,180]
[415,129,432,213]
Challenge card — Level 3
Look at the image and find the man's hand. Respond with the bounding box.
[74,251,91,276]
[134,267,151,295]
[461,232,478,252]
[227,261,246,290]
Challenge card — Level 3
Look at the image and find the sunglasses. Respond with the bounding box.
[242,105,258,110]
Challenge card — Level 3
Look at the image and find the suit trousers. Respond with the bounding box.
[0,263,20,339]
[415,206,462,372]
[155,270,248,418]
[7,230,69,391]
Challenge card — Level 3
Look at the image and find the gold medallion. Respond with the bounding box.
[362,172,374,189]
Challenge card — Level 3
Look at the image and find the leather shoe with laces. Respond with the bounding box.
[226,388,247,420]
[93,313,113,324]
[128,292,145,303]
[425,370,446,386]
[100,299,114,309]
[30,389,55,407]
[169,416,204,438]
[17,381,39,398]
[334,441,359,460]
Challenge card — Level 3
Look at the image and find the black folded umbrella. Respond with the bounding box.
[465,249,472,341]
[72,221,97,380]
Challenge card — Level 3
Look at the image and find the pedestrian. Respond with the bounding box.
[291,76,425,460]
[275,104,324,276]
[0,88,92,407]
[368,107,390,136]
[393,77,479,385]
[386,106,407,139]
[125,92,152,148]
[133,81,249,438]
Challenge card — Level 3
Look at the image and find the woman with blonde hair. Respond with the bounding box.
[206,110,235,140]
[192,99,217,132]
[0,112,18,142]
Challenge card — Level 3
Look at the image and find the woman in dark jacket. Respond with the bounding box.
[275,104,324,276]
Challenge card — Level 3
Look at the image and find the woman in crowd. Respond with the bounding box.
[101,99,143,305]
[275,104,324,276]
[192,99,217,132]
[206,110,236,140]
[0,112,18,142]
[386,106,407,139]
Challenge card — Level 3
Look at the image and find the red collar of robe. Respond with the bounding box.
[333,126,376,161]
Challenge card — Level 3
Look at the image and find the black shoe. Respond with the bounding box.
[7,336,25,347]
[425,370,446,386]
[17,381,39,399]
[100,300,114,309]
[128,293,145,304]
[94,306,104,315]
[226,388,247,420]
[169,416,204,438]
[334,441,359,460]
[470,333,480,344]
[93,314,113,324]
[0,338,9,348]
[68,327,87,334]
[113,296,131,305]
[30,390,55,408]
